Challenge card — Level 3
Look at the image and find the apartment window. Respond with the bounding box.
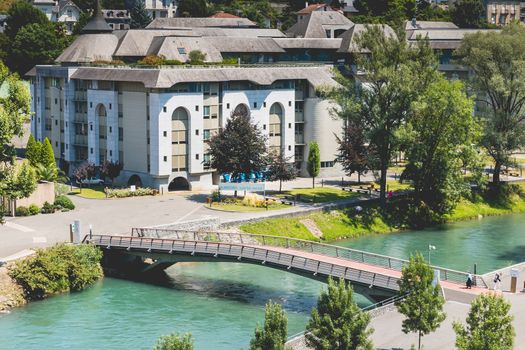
[195,129,199,136]
[320,161,334,168]
[203,106,210,119]
[90,148,93,154]
[109,126,112,133]
[288,123,292,128]
[288,101,292,107]
[90,124,93,131]
[195,105,199,111]
[109,150,112,157]
[263,124,266,130]
[118,127,123,141]
[109,103,112,110]
[163,106,167,112]
[288,145,291,151]
[263,102,267,108]
[55,98,58,104]
[226,103,230,109]
[163,131,167,137]
[178,47,186,54]
[164,156,167,162]
[55,120,58,126]
[203,129,211,141]
[195,154,199,160]
[203,153,211,169]
[253,102,257,108]
[90,102,92,108]
[55,141,58,147]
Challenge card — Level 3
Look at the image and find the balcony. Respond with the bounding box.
[74,113,87,123]
[295,134,305,144]
[73,91,87,101]
[74,135,88,145]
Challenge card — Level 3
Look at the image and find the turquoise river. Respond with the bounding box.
[1,214,525,350]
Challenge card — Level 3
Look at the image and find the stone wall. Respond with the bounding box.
[4,181,56,215]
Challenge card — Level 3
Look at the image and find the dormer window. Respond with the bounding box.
[177,47,186,54]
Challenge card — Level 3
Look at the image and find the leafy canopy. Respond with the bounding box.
[250,301,288,350]
[153,333,194,350]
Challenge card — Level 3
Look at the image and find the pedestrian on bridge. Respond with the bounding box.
[493,272,502,291]
[466,272,473,289]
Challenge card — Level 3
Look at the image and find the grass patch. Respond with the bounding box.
[275,187,361,203]
[71,186,106,199]
[210,202,290,212]
[241,218,316,240]
[446,192,525,222]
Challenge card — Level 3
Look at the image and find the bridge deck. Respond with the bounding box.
[85,233,487,297]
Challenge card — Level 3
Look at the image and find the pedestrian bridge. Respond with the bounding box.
[83,228,488,294]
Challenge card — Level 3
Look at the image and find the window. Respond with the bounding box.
[203,154,211,169]
[163,131,167,137]
[203,106,210,119]
[226,103,230,109]
[118,127,123,141]
[195,129,199,136]
[55,120,58,126]
[288,123,292,128]
[164,156,167,162]
[203,129,211,141]
[109,150,113,157]
[288,145,291,151]
[55,98,58,104]
[177,47,186,54]
[288,101,292,107]
[263,102,267,108]
[195,154,199,160]
[253,102,257,108]
[195,105,199,112]
[109,126,112,133]
[90,124,93,131]
[320,161,335,168]
[90,148,93,154]
[163,106,167,112]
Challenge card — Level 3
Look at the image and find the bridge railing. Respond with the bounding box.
[130,227,488,288]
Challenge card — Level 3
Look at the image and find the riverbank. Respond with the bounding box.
[241,187,525,242]
[0,267,25,312]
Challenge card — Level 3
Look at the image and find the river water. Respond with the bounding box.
[1,214,524,350]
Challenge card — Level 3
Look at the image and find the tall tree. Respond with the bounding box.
[402,77,478,223]
[306,141,320,188]
[331,25,437,207]
[41,138,56,168]
[457,24,525,185]
[25,134,40,166]
[396,253,446,350]
[453,294,515,350]
[208,109,268,181]
[129,0,151,29]
[153,332,194,350]
[450,0,487,29]
[336,121,372,184]
[249,301,288,350]
[100,160,123,186]
[306,277,373,350]
[266,152,297,193]
[177,0,208,17]
[5,1,48,40]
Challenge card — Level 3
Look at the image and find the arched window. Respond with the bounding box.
[269,103,283,153]
[171,107,188,172]
[96,104,107,118]
[96,104,107,163]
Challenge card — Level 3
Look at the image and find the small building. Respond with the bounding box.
[32,0,81,34]
[143,0,177,19]
[286,10,353,38]
[103,9,131,30]
[486,1,523,26]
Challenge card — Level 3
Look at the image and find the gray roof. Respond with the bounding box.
[56,34,119,62]
[338,24,396,53]
[405,20,458,31]
[146,17,257,29]
[69,65,339,89]
[207,37,285,53]
[274,38,342,49]
[82,0,113,34]
[149,36,223,62]
[407,29,500,49]
[286,11,353,38]
[114,30,193,57]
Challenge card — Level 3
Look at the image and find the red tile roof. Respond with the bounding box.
[209,11,241,19]
[297,3,331,14]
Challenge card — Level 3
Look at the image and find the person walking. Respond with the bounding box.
[466,272,473,289]
[494,272,502,291]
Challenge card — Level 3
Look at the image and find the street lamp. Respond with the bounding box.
[428,244,436,265]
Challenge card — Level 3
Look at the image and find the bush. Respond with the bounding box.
[153,333,194,350]
[106,187,158,198]
[41,201,55,214]
[15,206,30,216]
[211,190,221,202]
[28,204,40,215]
[54,195,75,210]
[242,193,267,208]
[54,182,70,196]
[9,243,103,300]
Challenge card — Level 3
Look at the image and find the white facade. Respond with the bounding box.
[144,0,177,19]
[32,0,81,34]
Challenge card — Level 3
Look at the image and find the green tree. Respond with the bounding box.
[73,11,92,35]
[266,152,297,193]
[178,0,208,17]
[41,137,56,168]
[250,301,288,350]
[306,278,373,350]
[188,50,206,64]
[306,141,320,188]
[3,161,37,201]
[451,0,487,29]
[453,294,515,350]
[336,121,374,184]
[10,23,66,76]
[34,163,60,182]
[153,333,194,350]
[396,253,446,350]
[25,134,40,166]
[5,1,48,40]
[331,25,436,207]
[401,77,479,224]
[130,0,151,29]
[457,24,525,185]
[208,108,268,181]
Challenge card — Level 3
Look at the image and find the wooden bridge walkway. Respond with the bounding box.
[84,228,488,297]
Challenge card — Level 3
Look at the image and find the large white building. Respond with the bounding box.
[28,10,490,191]
[32,0,81,33]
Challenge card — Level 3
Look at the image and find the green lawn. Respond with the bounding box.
[275,187,361,203]
[209,202,289,212]
[71,186,106,199]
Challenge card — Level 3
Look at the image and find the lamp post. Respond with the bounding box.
[428,244,436,265]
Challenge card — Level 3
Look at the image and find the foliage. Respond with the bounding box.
[73,161,96,184]
[188,50,206,65]
[178,0,208,17]
[5,1,48,40]
[457,24,525,185]
[15,205,29,216]
[54,195,75,210]
[25,134,40,166]
[250,301,288,350]
[307,142,320,188]
[327,25,437,206]
[396,253,446,350]
[9,243,103,300]
[34,163,59,182]
[130,0,151,29]
[208,108,268,180]
[72,11,91,35]
[41,201,55,214]
[10,22,67,76]
[28,203,40,215]
[336,120,373,184]
[401,77,479,224]
[453,293,515,350]
[306,277,373,350]
[41,137,56,167]
[153,332,194,350]
[266,152,297,193]
[1,161,37,200]
[106,187,158,198]
[450,0,487,29]
[100,160,123,185]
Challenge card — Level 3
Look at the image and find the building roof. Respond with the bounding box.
[297,3,333,14]
[82,0,113,33]
[146,17,257,29]
[209,11,241,19]
[56,33,119,62]
[286,11,353,38]
[148,36,224,62]
[207,37,285,53]
[69,65,339,89]
[405,20,458,31]
[338,24,396,53]
[407,28,500,49]
[33,0,55,4]
[274,37,342,49]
